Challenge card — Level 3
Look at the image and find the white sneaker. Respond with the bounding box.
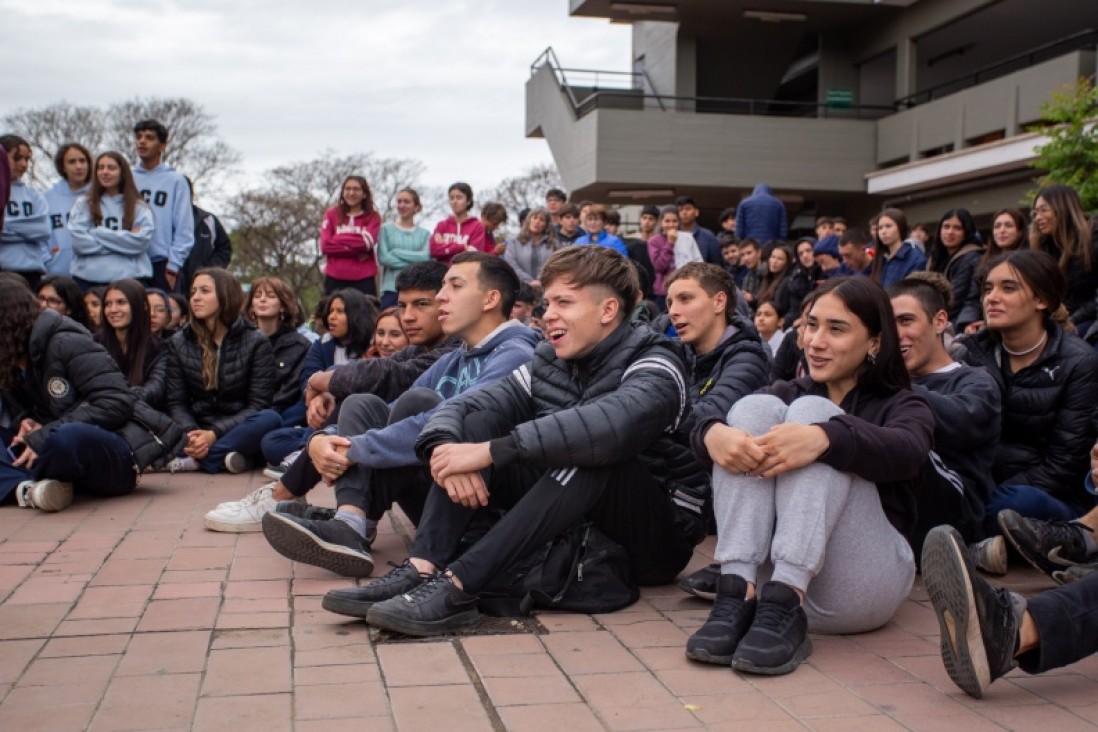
[167,456,200,473]
[15,479,74,512]
[204,482,281,533]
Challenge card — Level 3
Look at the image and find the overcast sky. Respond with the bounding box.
[2,0,630,201]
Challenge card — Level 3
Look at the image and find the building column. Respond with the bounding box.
[896,38,917,101]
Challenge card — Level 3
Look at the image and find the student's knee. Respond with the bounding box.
[784,395,843,425]
[390,388,442,423]
[726,394,786,435]
[338,393,389,432]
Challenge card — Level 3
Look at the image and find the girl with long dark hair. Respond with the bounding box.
[926,208,984,330]
[870,208,927,287]
[687,276,934,675]
[320,175,382,296]
[164,268,279,474]
[1029,184,1098,330]
[99,278,167,409]
[68,151,154,289]
[36,275,90,329]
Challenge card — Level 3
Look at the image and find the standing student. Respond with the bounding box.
[0,135,49,288]
[687,277,934,675]
[132,120,194,292]
[676,195,721,266]
[870,208,926,287]
[246,277,311,428]
[545,188,566,226]
[45,143,93,276]
[756,244,792,310]
[958,250,1098,536]
[1030,184,1098,330]
[647,206,684,311]
[320,175,382,296]
[503,206,558,288]
[576,204,628,256]
[926,208,984,331]
[377,187,429,309]
[164,268,280,474]
[98,279,169,409]
[480,202,508,256]
[555,203,583,245]
[181,177,232,297]
[36,276,90,329]
[68,152,155,289]
[430,182,487,265]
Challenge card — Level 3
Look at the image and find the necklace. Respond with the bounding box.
[1002,331,1047,357]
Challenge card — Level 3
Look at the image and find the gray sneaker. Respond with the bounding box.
[15,479,74,512]
[969,536,1008,576]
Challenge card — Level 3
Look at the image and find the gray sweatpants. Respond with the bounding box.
[713,394,915,634]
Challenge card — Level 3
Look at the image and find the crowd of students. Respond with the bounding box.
[4,121,1098,694]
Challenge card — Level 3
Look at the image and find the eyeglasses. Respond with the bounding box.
[37,295,64,307]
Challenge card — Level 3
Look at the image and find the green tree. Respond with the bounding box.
[1029,77,1098,211]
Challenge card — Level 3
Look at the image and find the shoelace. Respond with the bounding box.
[708,594,747,623]
[402,572,450,603]
[751,599,793,632]
[373,561,423,587]
[1039,520,1089,554]
[241,485,272,505]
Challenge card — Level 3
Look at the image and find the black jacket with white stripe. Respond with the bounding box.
[415,320,709,545]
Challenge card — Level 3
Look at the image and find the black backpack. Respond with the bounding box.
[478,522,640,617]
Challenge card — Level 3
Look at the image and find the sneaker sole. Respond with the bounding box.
[977,537,1008,576]
[365,605,480,637]
[684,646,734,665]
[204,513,263,533]
[32,480,74,512]
[731,636,813,676]
[921,526,990,698]
[261,513,374,578]
[224,454,251,474]
[262,467,285,481]
[997,510,1067,578]
[322,592,378,618]
[678,578,717,601]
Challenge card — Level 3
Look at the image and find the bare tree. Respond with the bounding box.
[483,162,563,217]
[2,97,240,194]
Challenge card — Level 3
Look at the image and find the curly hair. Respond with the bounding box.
[0,276,39,392]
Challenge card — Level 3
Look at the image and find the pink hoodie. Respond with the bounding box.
[429,216,488,265]
[320,207,382,281]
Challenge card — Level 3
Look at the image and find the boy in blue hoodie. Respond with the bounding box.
[132,120,194,292]
[1,135,50,288]
[262,252,539,577]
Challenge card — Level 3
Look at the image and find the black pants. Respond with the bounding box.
[413,410,695,593]
[1020,571,1098,674]
[324,275,377,298]
[913,461,983,564]
[281,388,440,526]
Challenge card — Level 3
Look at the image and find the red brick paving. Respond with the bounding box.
[0,470,1094,730]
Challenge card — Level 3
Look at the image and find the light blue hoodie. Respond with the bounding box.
[1,179,50,273]
[132,162,194,270]
[68,194,155,283]
[44,179,88,275]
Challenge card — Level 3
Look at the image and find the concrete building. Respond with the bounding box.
[526,0,1096,230]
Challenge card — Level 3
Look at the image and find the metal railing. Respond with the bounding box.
[896,28,1098,109]
[530,46,891,120]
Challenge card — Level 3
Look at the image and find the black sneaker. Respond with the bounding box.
[262,512,374,577]
[921,525,1022,699]
[322,560,431,618]
[998,509,1092,577]
[679,563,720,601]
[365,572,480,637]
[731,581,812,675]
[685,574,756,665]
[273,502,377,544]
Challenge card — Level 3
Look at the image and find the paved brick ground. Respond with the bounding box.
[0,470,1095,731]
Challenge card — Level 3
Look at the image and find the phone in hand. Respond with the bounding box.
[7,443,26,462]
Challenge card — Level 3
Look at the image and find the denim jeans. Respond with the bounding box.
[200,410,284,474]
[0,422,135,499]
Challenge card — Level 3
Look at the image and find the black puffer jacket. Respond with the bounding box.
[165,317,276,436]
[268,325,310,411]
[416,321,710,545]
[958,323,1098,505]
[943,244,984,329]
[133,340,169,409]
[683,316,771,459]
[9,310,186,470]
[1038,232,1098,326]
[775,264,817,328]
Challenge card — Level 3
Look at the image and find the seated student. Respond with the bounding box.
[926,207,984,332]
[165,291,188,334]
[147,288,172,338]
[261,253,539,577]
[246,276,312,429]
[887,273,1001,561]
[754,299,788,358]
[68,152,155,289]
[837,229,873,277]
[164,268,279,474]
[576,204,627,256]
[366,307,409,358]
[98,279,169,410]
[205,265,448,534]
[770,300,811,383]
[812,235,842,279]
[83,286,105,331]
[664,263,772,600]
[737,238,764,307]
[686,276,934,675]
[922,524,1098,699]
[510,284,537,325]
[322,246,707,632]
[555,203,583,245]
[36,275,91,330]
[0,274,183,509]
[1,136,50,288]
[871,208,927,287]
[958,250,1098,542]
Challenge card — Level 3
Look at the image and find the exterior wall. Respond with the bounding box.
[632,21,679,96]
[525,64,599,194]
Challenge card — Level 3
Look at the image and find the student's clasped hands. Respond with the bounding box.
[430,442,492,508]
[704,423,829,479]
